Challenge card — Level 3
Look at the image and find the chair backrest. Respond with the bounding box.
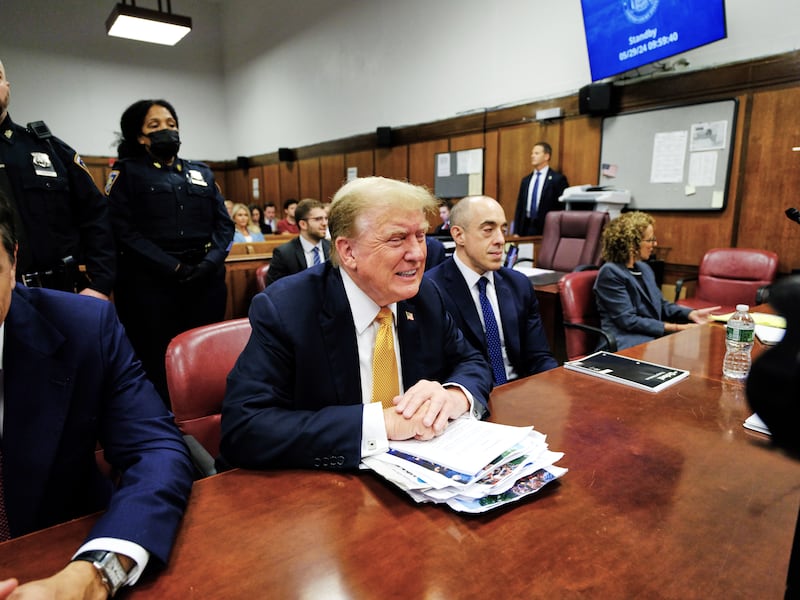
[165,318,252,457]
[695,248,779,306]
[537,211,609,272]
[558,270,604,361]
[255,263,270,292]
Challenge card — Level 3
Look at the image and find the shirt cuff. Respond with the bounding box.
[361,402,389,458]
[73,538,149,586]
[443,382,484,419]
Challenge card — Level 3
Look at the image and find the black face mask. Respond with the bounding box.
[146,128,181,161]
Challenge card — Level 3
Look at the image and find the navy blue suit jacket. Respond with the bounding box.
[265,236,331,286]
[3,286,193,563]
[513,168,569,236]
[220,262,493,470]
[594,261,692,350]
[426,258,557,380]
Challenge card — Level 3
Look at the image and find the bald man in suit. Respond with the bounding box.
[427,195,557,385]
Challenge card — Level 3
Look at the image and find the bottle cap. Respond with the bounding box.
[736,304,749,312]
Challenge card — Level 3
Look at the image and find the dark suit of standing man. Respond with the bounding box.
[266,198,331,286]
[221,177,492,471]
[0,202,192,598]
[427,196,557,384]
[513,141,569,236]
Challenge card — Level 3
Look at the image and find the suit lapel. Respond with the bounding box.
[442,261,485,347]
[396,298,422,390]
[318,268,362,404]
[291,238,307,272]
[494,270,520,360]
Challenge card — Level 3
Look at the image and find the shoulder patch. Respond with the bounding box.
[104,170,120,196]
[73,152,93,177]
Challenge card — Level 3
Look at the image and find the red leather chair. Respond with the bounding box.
[165,318,252,461]
[558,270,616,361]
[537,211,609,272]
[674,248,779,311]
[255,263,270,292]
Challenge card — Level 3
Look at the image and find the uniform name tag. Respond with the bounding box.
[31,152,57,177]
[188,169,208,187]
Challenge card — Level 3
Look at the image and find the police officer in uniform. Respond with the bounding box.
[0,59,114,299]
[107,99,233,403]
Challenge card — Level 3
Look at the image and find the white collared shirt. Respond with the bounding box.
[299,236,325,268]
[452,253,517,381]
[526,165,550,216]
[340,269,399,457]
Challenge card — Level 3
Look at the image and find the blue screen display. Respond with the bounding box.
[580,0,727,81]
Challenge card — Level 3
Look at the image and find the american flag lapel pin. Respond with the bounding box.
[405,311,414,321]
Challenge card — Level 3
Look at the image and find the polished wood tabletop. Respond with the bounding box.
[0,326,797,598]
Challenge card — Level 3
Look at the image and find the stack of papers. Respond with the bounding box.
[743,412,771,435]
[362,417,567,514]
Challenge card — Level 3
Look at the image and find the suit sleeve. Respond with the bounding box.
[89,302,193,565]
[54,139,116,295]
[519,280,558,375]
[220,292,364,470]
[265,244,290,286]
[595,265,666,338]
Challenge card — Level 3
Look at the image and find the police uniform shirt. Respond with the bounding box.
[0,114,115,295]
[105,155,234,276]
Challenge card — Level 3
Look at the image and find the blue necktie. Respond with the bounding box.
[528,170,541,218]
[477,278,507,385]
[312,246,321,266]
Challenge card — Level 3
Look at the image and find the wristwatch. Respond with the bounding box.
[72,550,129,597]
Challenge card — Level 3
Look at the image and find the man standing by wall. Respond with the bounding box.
[513,141,569,236]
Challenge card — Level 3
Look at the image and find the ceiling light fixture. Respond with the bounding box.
[106,1,192,46]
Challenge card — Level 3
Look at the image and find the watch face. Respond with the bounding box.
[97,552,129,592]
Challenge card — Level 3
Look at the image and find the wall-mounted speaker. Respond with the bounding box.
[236,156,250,170]
[376,126,393,147]
[578,83,616,116]
[278,147,296,162]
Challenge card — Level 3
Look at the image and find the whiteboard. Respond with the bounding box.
[598,99,737,212]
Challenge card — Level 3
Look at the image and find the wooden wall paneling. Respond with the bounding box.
[261,164,280,208]
[737,87,800,273]
[408,139,449,191]
[320,154,346,202]
[497,122,539,230]
[278,161,300,201]
[223,167,249,204]
[374,146,409,181]
[344,150,374,179]
[562,115,602,187]
[298,157,321,200]
[483,130,499,201]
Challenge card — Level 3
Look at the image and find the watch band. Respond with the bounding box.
[73,550,129,597]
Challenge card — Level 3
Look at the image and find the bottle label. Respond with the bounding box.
[726,325,754,343]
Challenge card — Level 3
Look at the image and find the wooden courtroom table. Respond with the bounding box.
[0,325,796,598]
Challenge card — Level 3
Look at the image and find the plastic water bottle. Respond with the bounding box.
[722,304,755,379]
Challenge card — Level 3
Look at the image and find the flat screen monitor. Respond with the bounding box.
[580,0,727,82]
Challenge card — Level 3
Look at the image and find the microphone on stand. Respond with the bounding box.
[786,207,800,224]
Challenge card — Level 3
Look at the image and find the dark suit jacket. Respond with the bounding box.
[513,168,569,236]
[220,262,493,470]
[594,261,692,350]
[3,286,193,562]
[266,237,331,286]
[426,259,557,380]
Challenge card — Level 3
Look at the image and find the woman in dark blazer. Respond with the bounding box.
[594,211,717,350]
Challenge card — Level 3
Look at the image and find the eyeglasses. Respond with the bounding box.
[643,237,657,244]
[305,216,328,223]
